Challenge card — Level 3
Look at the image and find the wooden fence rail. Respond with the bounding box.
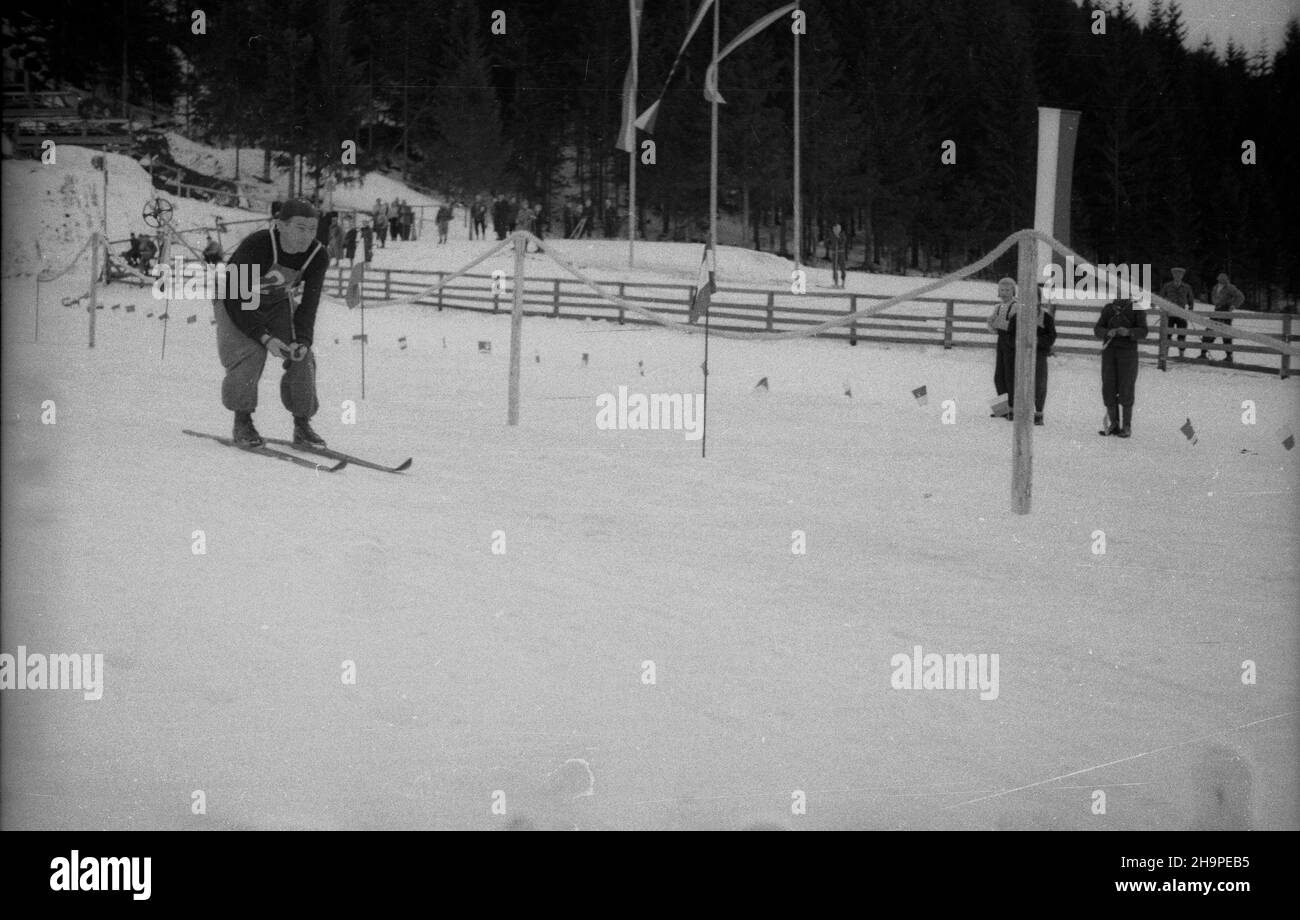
[325,265,1296,379]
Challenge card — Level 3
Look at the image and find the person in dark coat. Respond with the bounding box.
[986,277,1019,419]
[125,232,141,267]
[344,220,357,263]
[826,222,849,288]
[1094,297,1150,438]
[491,196,509,240]
[202,234,224,265]
[1004,292,1057,425]
[360,220,374,264]
[1200,272,1244,364]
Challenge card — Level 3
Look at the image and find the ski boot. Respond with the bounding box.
[293,416,326,449]
[233,411,264,447]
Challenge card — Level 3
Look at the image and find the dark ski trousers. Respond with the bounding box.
[994,333,1014,397]
[1101,346,1138,410]
[215,301,319,418]
[1000,341,1049,412]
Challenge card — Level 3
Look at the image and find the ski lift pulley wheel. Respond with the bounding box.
[142,198,174,229]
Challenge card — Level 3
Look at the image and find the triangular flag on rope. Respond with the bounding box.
[615,0,645,153]
[912,385,928,406]
[689,245,713,324]
[635,0,714,134]
[754,377,769,391]
[1278,425,1294,451]
[186,314,196,324]
[704,2,798,105]
[1180,418,1198,444]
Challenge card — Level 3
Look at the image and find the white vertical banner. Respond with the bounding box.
[1033,107,1081,282]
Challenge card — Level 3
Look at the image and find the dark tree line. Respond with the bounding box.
[4,0,1296,305]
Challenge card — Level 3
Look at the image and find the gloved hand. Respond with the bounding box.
[1113,327,1130,337]
[287,341,310,362]
[261,335,291,359]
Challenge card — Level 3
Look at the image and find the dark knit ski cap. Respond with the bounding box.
[278,198,319,221]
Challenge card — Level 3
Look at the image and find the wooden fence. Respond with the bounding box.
[323,264,1287,380]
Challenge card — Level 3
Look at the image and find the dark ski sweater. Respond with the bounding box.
[1093,299,1149,349]
[220,227,327,346]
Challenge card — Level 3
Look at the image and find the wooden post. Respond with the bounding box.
[766,292,774,331]
[850,295,858,346]
[88,234,99,348]
[943,300,954,349]
[553,278,561,317]
[1012,239,1038,514]
[437,272,444,311]
[618,283,625,324]
[1157,307,1169,371]
[360,281,366,399]
[1282,313,1292,380]
[384,270,391,300]
[507,234,526,425]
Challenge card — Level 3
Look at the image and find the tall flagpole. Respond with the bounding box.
[704,0,719,460]
[792,10,801,271]
[628,0,638,267]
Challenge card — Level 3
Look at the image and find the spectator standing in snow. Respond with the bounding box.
[492,196,509,240]
[1201,271,1244,363]
[1159,266,1195,358]
[1095,296,1149,437]
[986,277,1018,419]
[436,204,452,244]
[826,222,848,288]
[360,220,374,264]
[343,219,357,263]
[373,199,389,248]
[471,197,487,240]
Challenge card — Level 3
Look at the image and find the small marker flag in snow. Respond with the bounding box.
[582,353,589,366]
[638,360,644,376]
[353,334,368,343]
[1278,426,1295,451]
[689,245,713,324]
[754,377,769,392]
[186,315,196,324]
[990,395,1010,417]
[125,304,135,313]
[111,303,120,311]
[146,312,154,318]
[478,341,491,353]
[399,335,408,351]
[345,262,365,309]
[844,383,852,398]
[535,351,540,363]
[912,385,928,406]
[1180,418,1198,445]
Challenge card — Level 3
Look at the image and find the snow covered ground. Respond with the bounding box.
[2,150,1297,831]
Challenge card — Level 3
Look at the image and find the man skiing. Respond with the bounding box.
[215,198,328,448]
